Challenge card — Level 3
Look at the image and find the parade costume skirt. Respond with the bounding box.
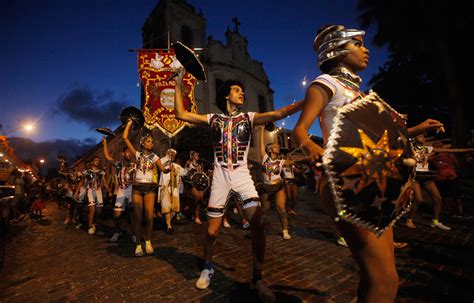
[132,183,158,196]
[414,171,436,184]
[262,181,285,195]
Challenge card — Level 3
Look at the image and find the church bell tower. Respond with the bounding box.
[141,0,206,49]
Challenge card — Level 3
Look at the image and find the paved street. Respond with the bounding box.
[1,187,473,302]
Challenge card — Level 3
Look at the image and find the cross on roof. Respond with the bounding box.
[232,17,241,32]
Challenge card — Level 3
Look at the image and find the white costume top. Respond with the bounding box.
[135,151,159,183]
[159,156,185,191]
[83,168,105,190]
[414,145,433,172]
[261,154,285,184]
[207,112,255,170]
[311,74,361,144]
[113,161,136,189]
[282,164,295,179]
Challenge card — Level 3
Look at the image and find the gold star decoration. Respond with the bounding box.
[341,177,359,191]
[338,129,404,196]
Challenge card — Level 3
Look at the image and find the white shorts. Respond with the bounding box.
[114,186,132,211]
[78,187,87,203]
[207,164,260,218]
[87,189,103,207]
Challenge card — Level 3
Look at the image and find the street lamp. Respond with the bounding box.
[0,121,37,135]
[302,76,307,87]
[23,123,34,132]
[37,158,46,177]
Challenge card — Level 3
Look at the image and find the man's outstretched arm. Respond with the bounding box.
[253,100,304,125]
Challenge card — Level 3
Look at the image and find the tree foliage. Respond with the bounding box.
[357,0,473,145]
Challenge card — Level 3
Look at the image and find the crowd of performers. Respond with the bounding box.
[36,24,474,302]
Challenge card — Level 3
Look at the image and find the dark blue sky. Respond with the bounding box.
[1,0,387,143]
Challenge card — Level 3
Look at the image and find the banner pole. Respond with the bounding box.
[128,48,204,52]
[167,27,171,51]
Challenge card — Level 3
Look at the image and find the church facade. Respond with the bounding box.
[141,0,276,162]
[72,0,280,170]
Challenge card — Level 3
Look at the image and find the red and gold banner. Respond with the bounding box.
[138,50,198,137]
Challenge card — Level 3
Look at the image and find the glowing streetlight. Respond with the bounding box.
[24,123,34,132]
[1,120,38,136]
[0,153,3,157]
[302,76,307,87]
[39,159,45,164]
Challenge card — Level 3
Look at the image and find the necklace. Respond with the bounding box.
[329,67,365,102]
[329,67,362,92]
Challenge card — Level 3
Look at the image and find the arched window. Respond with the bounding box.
[181,25,193,46]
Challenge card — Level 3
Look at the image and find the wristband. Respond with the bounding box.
[299,137,312,151]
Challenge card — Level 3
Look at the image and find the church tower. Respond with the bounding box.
[140,0,275,162]
[141,0,206,49]
[70,0,278,169]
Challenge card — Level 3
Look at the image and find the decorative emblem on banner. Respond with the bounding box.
[138,50,198,137]
[322,91,416,237]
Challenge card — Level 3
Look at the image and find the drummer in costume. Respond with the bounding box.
[293,25,445,302]
[158,148,186,235]
[123,119,169,257]
[185,151,207,225]
[75,156,110,235]
[175,68,304,301]
[259,126,291,240]
[406,134,473,230]
[102,138,137,242]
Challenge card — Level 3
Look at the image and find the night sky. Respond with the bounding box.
[1,0,387,144]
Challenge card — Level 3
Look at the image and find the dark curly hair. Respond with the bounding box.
[216,80,245,114]
[91,155,101,163]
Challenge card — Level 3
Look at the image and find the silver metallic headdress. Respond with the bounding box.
[313,25,365,67]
